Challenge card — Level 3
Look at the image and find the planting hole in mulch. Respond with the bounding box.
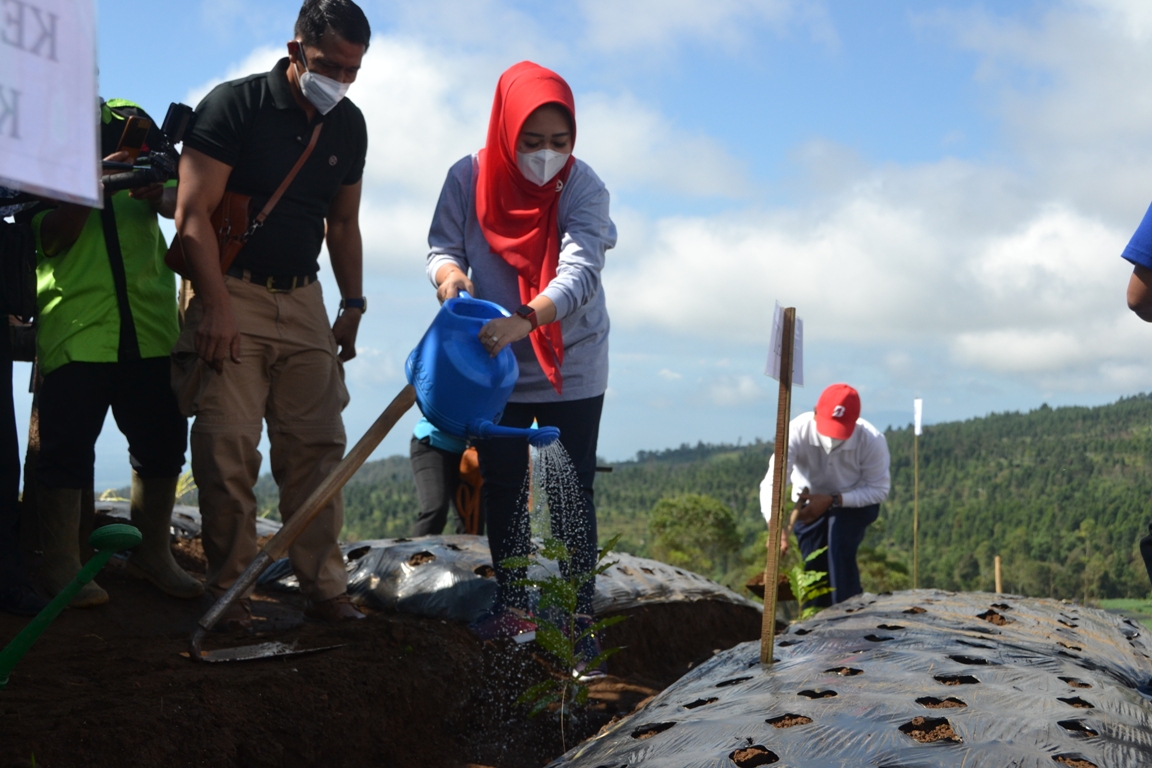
[777,640,799,647]
[472,564,495,578]
[716,676,753,688]
[991,603,1013,611]
[1059,677,1092,689]
[792,628,810,636]
[948,654,994,665]
[1058,619,1079,628]
[729,745,779,767]
[798,689,837,699]
[917,696,966,709]
[408,551,436,566]
[767,713,813,728]
[825,667,862,677]
[1057,720,1099,737]
[630,722,676,740]
[935,674,979,686]
[877,624,904,631]
[977,610,1011,626]
[683,697,718,710]
[1058,697,1094,709]
[899,716,961,744]
[1057,641,1083,652]
[864,634,893,642]
[904,606,928,614]
[346,545,371,561]
[1053,755,1097,768]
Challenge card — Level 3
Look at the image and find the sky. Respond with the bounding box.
[34,0,1152,490]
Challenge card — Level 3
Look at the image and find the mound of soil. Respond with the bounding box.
[0,540,761,768]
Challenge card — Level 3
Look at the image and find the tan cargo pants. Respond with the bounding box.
[172,275,349,602]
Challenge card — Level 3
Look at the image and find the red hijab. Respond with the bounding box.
[476,61,576,395]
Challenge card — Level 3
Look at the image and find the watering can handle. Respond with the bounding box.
[458,290,471,300]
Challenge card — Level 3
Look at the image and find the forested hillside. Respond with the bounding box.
[243,394,1152,601]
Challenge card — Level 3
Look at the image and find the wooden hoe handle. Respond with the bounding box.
[192,384,417,648]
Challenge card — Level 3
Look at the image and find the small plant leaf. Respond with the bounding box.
[501,555,534,570]
[541,538,571,562]
[536,624,575,664]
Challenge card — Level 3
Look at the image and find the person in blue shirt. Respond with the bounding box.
[411,417,473,535]
[1122,206,1152,586]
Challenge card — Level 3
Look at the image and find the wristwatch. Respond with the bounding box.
[830,493,842,509]
[340,297,367,314]
[514,304,538,330]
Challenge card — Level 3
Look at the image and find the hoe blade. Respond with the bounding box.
[185,640,345,663]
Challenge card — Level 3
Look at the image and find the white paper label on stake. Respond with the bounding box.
[0,0,100,207]
[914,398,923,436]
[765,301,803,385]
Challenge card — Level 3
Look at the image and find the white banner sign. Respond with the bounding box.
[914,398,923,436]
[0,0,99,206]
[765,301,803,385]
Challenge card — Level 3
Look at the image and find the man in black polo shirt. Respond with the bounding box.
[173,0,370,626]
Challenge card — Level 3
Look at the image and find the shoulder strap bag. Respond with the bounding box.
[165,122,323,278]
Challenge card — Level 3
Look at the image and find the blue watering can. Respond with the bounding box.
[405,292,560,447]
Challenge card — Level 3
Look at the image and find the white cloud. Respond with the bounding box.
[579,0,837,52]
[708,374,764,406]
[658,368,682,380]
[183,46,283,108]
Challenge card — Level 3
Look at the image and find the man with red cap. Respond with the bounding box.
[760,383,891,606]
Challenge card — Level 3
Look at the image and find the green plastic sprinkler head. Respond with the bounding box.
[0,523,141,689]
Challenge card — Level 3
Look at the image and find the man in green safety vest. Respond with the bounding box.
[28,99,201,607]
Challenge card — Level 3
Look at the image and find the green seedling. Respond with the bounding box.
[0,524,141,688]
[788,546,832,620]
[504,534,627,751]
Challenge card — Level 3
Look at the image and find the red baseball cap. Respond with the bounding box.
[814,383,861,440]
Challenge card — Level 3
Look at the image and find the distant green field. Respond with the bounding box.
[1099,598,1152,632]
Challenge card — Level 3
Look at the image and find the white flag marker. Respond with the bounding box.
[914,398,923,436]
[765,301,803,385]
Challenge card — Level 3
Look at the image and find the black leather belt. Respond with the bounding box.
[226,266,318,292]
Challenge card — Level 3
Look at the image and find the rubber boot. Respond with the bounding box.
[36,485,108,608]
[124,473,204,598]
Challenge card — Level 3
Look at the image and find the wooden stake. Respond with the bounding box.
[760,307,795,666]
[994,555,1002,594]
[913,432,919,589]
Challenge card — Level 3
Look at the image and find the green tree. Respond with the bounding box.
[647,493,742,579]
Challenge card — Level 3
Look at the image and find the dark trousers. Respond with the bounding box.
[0,327,23,585]
[794,504,880,607]
[476,394,603,616]
[410,437,465,536]
[38,358,187,489]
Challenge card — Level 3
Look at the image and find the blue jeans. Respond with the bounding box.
[794,503,880,607]
[475,395,603,616]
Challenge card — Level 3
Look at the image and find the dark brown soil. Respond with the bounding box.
[1059,677,1092,689]
[917,696,966,709]
[825,667,862,677]
[903,606,927,614]
[767,713,812,728]
[899,716,960,743]
[0,541,762,768]
[630,721,676,740]
[935,674,979,686]
[1054,757,1097,768]
[1059,696,1095,709]
[729,745,779,766]
[977,609,1011,626]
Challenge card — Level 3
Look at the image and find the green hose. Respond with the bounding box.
[0,524,142,688]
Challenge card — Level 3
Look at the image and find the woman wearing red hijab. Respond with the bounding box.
[426,62,616,661]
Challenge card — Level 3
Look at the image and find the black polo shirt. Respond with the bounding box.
[184,58,367,276]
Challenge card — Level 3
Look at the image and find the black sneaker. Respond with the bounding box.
[0,583,48,617]
[572,615,607,681]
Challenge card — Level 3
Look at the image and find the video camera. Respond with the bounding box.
[100,102,195,193]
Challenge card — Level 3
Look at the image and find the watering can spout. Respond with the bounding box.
[471,420,561,447]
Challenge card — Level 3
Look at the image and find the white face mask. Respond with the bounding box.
[296,50,350,115]
[517,148,569,186]
[817,433,845,455]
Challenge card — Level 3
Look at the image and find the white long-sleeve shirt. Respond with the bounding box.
[759,411,891,524]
